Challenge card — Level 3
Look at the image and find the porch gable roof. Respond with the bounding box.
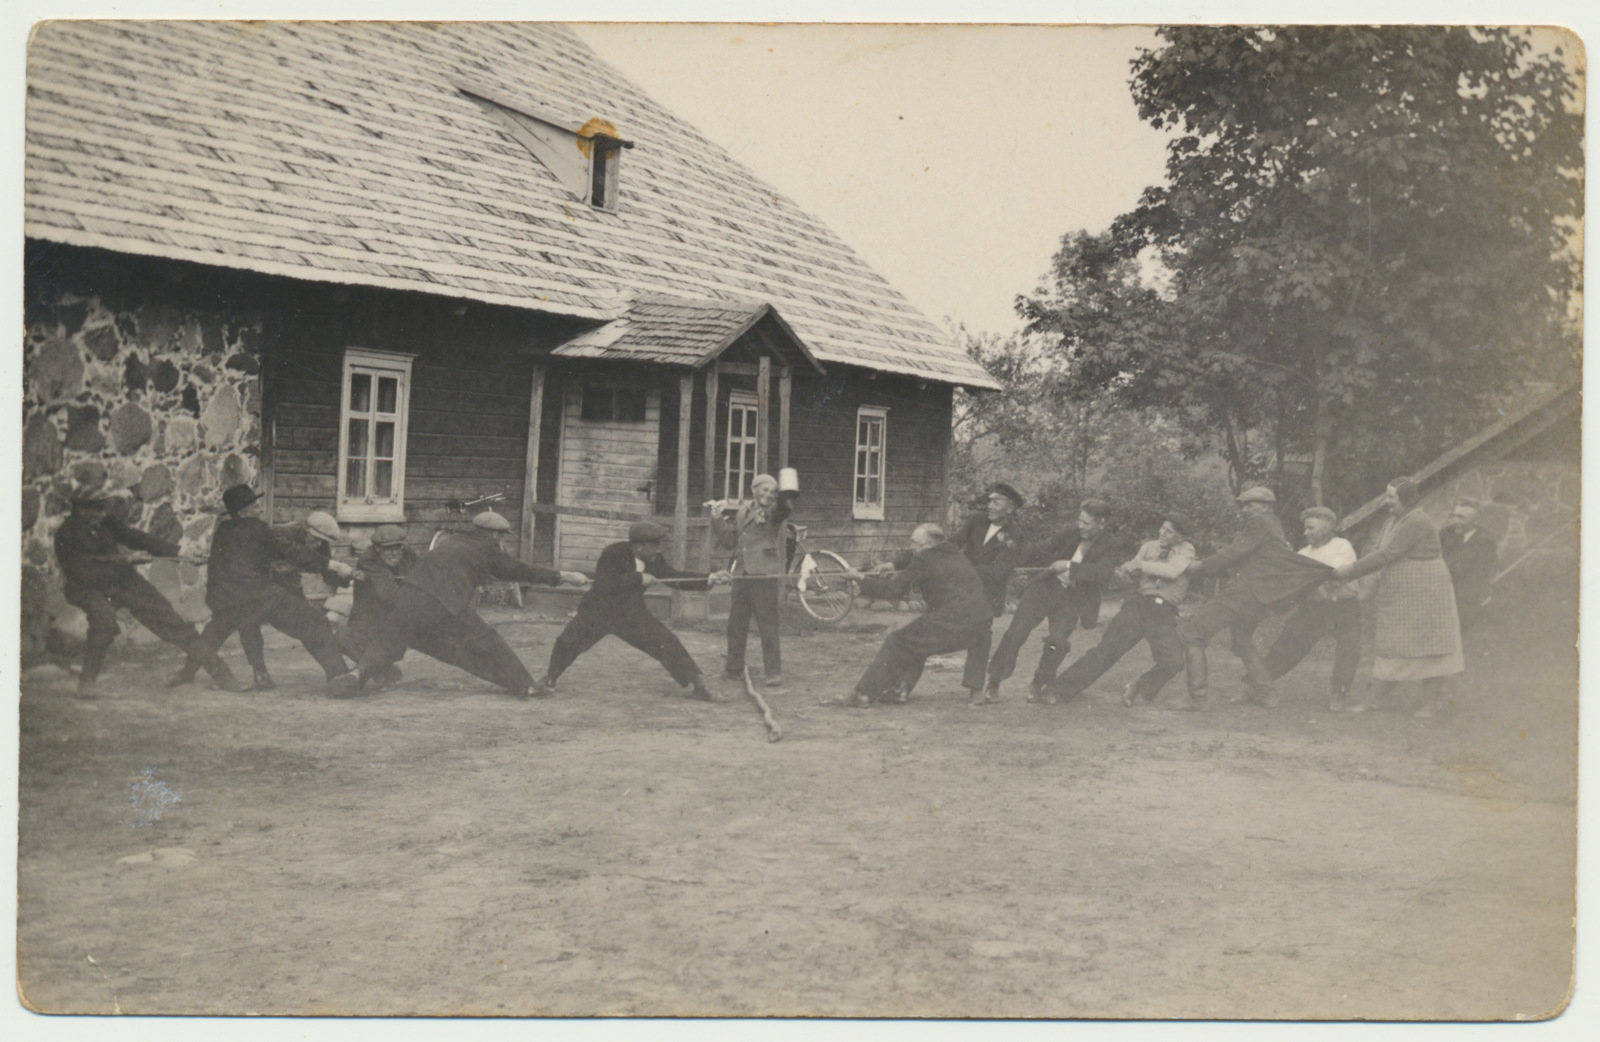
[548,295,823,373]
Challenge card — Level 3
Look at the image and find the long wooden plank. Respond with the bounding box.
[520,362,545,564]
[778,365,792,470]
[674,372,693,567]
[756,355,771,476]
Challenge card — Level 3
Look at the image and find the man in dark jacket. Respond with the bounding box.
[339,523,414,689]
[542,521,726,700]
[710,473,798,687]
[1171,487,1333,711]
[173,485,359,694]
[982,498,1120,704]
[838,523,994,706]
[950,482,1027,617]
[354,511,587,698]
[53,491,237,696]
[1440,502,1496,639]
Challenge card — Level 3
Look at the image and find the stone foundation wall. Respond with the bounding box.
[22,282,265,662]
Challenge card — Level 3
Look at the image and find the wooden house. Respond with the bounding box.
[23,21,997,627]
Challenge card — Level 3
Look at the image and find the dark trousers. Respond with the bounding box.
[197,588,349,681]
[726,576,782,677]
[988,580,1088,687]
[1176,592,1269,696]
[854,610,991,700]
[1262,598,1361,693]
[357,585,535,695]
[1051,594,1184,702]
[66,575,214,681]
[548,604,702,687]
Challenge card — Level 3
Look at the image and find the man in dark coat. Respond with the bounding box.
[950,482,1027,617]
[837,523,994,706]
[53,491,237,696]
[338,523,415,689]
[1440,502,1497,638]
[173,485,359,694]
[1170,487,1333,710]
[354,511,588,698]
[982,498,1120,704]
[541,521,726,700]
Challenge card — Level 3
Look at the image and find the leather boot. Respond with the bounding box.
[252,667,277,691]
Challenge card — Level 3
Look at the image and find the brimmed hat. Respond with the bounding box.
[473,511,512,533]
[70,488,110,508]
[305,511,341,543]
[1236,486,1276,504]
[373,524,407,547]
[629,520,670,543]
[987,482,1025,509]
[222,484,263,515]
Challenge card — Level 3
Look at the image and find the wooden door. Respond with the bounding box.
[554,380,660,570]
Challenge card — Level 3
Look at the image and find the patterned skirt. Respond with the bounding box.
[1371,556,1463,668]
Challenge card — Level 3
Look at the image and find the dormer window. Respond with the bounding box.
[460,85,632,212]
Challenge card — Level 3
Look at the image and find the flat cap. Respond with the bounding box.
[987,482,1025,509]
[473,510,513,533]
[629,520,670,543]
[1300,506,1337,524]
[373,524,407,547]
[70,488,110,507]
[306,511,342,542]
[1236,486,1277,504]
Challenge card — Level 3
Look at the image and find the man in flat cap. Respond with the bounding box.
[950,482,1028,617]
[338,523,416,689]
[1047,511,1197,707]
[53,490,239,696]
[172,485,359,694]
[982,497,1120,704]
[1169,486,1333,710]
[354,510,588,698]
[541,520,728,701]
[710,472,799,688]
[1260,506,1362,711]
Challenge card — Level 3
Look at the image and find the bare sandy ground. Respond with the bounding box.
[17,559,1575,1020]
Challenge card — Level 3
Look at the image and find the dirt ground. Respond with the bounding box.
[16,555,1577,1021]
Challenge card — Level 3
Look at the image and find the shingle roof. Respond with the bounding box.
[551,294,821,371]
[24,21,997,389]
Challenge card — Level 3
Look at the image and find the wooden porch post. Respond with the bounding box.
[756,355,771,475]
[674,372,693,568]
[777,365,792,469]
[701,363,720,569]
[519,362,546,563]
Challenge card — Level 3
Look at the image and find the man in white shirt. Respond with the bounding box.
[1048,512,1196,706]
[1260,506,1361,710]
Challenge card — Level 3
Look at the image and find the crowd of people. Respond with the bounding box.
[52,471,1497,719]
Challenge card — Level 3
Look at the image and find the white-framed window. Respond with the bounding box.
[854,406,888,520]
[337,348,414,523]
[724,391,759,502]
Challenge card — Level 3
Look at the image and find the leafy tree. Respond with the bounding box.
[1023,27,1582,511]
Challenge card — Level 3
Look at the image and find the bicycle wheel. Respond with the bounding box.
[796,550,857,623]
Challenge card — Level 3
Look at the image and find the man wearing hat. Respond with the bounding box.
[950,482,1028,617]
[353,510,589,698]
[981,498,1121,704]
[1169,486,1334,710]
[53,490,239,696]
[338,523,416,689]
[1260,506,1362,710]
[172,485,359,694]
[710,472,799,688]
[540,520,728,700]
[1046,511,1197,707]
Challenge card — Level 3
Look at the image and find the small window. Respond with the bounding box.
[588,135,622,211]
[338,348,413,523]
[724,391,759,501]
[853,406,888,520]
[461,88,630,212]
[580,384,648,423]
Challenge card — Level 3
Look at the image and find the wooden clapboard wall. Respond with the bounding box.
[554,380,661,569]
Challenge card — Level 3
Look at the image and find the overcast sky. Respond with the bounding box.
[576,23,1173,337]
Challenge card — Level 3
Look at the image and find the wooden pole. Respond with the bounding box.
[519,362,546,563]
[674,372,693,568]
[778,365,792,470]
[702,364,720,570]
[756,355,771,476]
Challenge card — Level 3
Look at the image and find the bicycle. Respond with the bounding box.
[429,487,523,608]
[783,522,858,623]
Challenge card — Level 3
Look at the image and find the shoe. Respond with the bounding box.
[526,675,556,699]
[966,687,990,706]
[252,668,277,692]
[1039,687,1060,706]
[1121,682,1139,708]
[326,673,364,698]
[983,681,1001,703]
[688,678,720,703]
[763,674,785,689]
[75,675,98,699]
[166,666,199,688]
[1413,695,1450,719]
[887,684,910,705]
[1025,680,1046,704]
[1328,688,1348,713]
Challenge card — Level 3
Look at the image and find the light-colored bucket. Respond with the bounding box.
[778,467,800,493]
